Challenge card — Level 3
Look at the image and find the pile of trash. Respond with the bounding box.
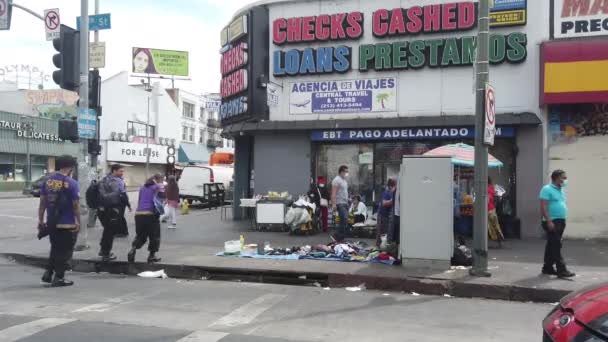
[218,240,399,265]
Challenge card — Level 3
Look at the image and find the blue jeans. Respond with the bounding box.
[336,204,349,236]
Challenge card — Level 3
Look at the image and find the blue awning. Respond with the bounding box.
[178,143,209,163]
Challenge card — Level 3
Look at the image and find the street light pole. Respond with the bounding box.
[471,0,491,277]
[75,0,90,251]
[145,95,150,180]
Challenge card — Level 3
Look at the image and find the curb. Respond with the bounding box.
[2,253,571,303]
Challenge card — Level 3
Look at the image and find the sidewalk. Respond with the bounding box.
[0,191,30,199]
[2,207,607,303]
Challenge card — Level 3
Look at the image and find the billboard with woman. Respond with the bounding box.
[132,47,189,76]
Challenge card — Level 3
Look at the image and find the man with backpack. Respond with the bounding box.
[38,155,80,287]
[97,164,129,262]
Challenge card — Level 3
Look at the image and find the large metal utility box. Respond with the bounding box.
[399,156,453,268]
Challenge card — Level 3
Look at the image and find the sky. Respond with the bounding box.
[0,0,258,93]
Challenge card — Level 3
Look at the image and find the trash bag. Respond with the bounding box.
[285,207,297,226]
[138,270,168,279]
[451,245,473,266]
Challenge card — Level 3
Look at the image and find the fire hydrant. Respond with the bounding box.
[181,199,190,215]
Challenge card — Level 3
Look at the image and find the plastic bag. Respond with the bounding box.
[137,270,168,279]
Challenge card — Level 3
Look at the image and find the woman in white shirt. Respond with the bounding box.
[349,195,367,224]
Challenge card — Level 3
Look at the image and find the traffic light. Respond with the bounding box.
[88,139,102,155]
[167,146,176,166]
[58,117,79,143]
[52,25,80,91]
[89,69,101,111]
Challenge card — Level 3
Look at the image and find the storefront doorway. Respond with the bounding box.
[313,138,517,214]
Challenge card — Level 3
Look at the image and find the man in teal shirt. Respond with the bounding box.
[539,169,575,278]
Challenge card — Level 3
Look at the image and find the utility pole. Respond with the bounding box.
[92,0,99,170]
[75,0,90,251]
[87,0,100,230]
[471,0,491,277]
[145,95,150,180]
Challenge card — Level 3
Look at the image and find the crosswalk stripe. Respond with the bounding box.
[176,330,229,341]
[0,214,35,220]
[0,317,76,342]
[209,293,286,328]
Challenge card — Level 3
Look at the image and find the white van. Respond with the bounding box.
[179,165,233,203]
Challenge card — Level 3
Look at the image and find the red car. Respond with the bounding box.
[543,283,608,341]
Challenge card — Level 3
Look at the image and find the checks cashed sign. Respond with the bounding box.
[552,0,608,39]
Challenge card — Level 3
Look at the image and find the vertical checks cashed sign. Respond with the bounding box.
[44,8,60,41]
[484,83,496,146]
[0,0,11,30]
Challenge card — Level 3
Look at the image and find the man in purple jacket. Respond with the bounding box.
[38,155,80,287]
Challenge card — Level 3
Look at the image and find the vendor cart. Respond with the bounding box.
[256,199,289,232]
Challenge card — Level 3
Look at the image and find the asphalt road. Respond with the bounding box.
[0,257,553,342]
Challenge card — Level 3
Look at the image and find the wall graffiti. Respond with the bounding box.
[25,90,79,119]
[550,104,608,144]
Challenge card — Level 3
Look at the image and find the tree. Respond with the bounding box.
[376,93,390,109]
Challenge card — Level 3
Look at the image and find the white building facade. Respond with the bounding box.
[221,0,550,237]
[99,72,182,187]
[167,89,232,165]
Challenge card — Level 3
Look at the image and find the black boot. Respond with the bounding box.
[41,270,53,284]
[542,266,558,276]
[100,252,117,262]
[51,276,74,287]
[127,248,136,264]
[557,269,576,278]
[147,252,161,263]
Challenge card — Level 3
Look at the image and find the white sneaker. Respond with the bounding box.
[168,225,177,229]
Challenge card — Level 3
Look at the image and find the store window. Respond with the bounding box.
[199,129,206,144]
[127,121,155,138]
[0,153,15,182]
[31,155,48,181]
[182,126,195,142]
[315,139,515,211]
[183,102,195,119]
[315,144,374,205]
[199,108,206,122]
[14,154,26,182]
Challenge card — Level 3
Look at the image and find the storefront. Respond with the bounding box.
[221,0,547,237]
[103,140,174,187]
[312,126,518,205]
[0,111,79,191]
[541,1,608,239]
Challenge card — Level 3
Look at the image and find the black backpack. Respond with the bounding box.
[86,180,100,209]
[98,176,122,208]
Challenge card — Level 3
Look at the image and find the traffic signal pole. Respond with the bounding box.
[92,0,100,169]
[471,0,491,277]
[74,0,90,251]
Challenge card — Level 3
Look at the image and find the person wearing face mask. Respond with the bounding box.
[539,169,575,278]
[331,166,350,241]
[307,177,330,232]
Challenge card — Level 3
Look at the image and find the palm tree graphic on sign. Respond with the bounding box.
[376,93,391,109]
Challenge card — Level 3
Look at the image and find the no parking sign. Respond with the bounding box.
[484,83,496,146]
